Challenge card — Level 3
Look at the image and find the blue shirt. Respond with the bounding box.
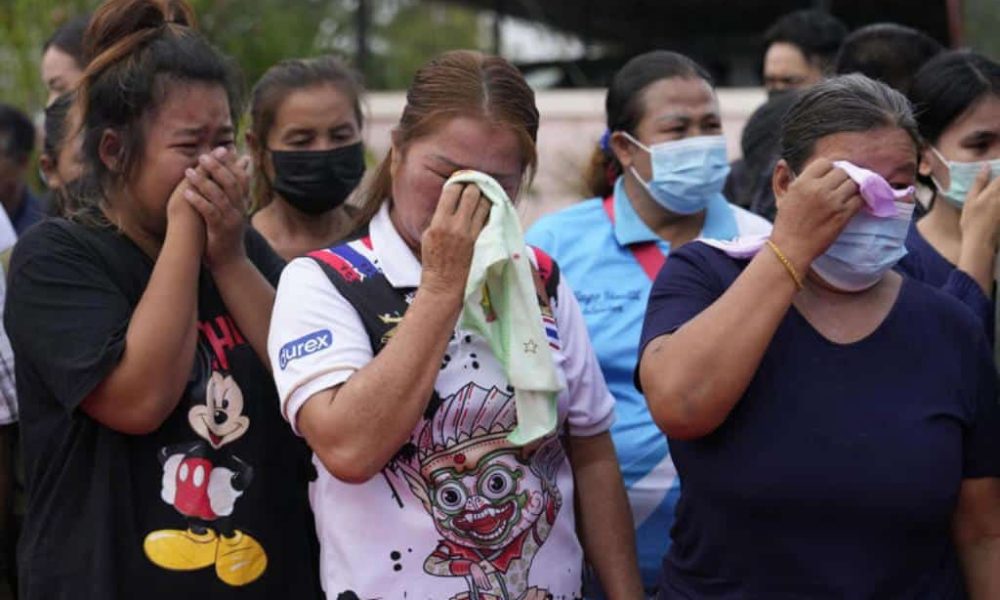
[10,188,46,235]
[639,242,1000,599]
[526,178,771,591]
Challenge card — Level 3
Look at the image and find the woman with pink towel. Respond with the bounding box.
[637,75,1000,599]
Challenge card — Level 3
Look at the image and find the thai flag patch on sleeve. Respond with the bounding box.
[542,313,560,351]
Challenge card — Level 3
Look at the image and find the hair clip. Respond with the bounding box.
[599,129,611,154]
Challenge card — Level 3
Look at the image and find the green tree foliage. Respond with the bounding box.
[0,0,92,110]
[0,0,482,116]
[964,0,999,60]
[363,2,483,89]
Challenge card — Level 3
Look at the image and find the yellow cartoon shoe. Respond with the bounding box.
[144,528,218,570]
[215,530,267,586]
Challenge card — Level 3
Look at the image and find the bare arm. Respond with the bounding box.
[299,286,462,482]
[297,183,491,483]
[640,159,861,440]
[639,248,804,440]
[81,184,204,434]
[568,432,644,599]
[954,477,1000,599]
[211,260,276,368]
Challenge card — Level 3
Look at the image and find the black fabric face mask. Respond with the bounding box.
[269,142,366,215]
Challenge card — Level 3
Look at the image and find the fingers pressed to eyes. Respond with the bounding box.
[197,153,240,201]
[235,156,252,197]
[842,193,864,216]
[184,188,220,222]
[831,176,859,204]
[456,184,483,223]
[821,165,852,189]
[433,183,465,225]
[186,167,227,209]
[802,158,834,179]
[470,196,492,232]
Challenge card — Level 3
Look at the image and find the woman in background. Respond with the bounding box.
[248,56,366,260]
[526,50,770,595]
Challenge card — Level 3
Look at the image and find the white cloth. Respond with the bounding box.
[451,169,562,445]
[0,207,17,425]
[268,201,615,598]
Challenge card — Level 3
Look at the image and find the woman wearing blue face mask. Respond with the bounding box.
[248,56,367,260]
[897,51,1000,339]
[525,50,770,596]
[638,75,1000,598]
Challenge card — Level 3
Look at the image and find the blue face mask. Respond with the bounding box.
[811,200,915,292]
[622,133,731,215]
[930,147,1000,208]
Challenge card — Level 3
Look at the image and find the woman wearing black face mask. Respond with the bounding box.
[248,56,366,260]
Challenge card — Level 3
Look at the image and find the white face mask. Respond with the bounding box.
[929,146,1000,208]
[811,201,915,292]
[621,132,731,215]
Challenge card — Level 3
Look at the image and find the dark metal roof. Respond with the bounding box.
[446,0,951,86]
[452,0,950,46]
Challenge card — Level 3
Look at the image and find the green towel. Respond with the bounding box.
[448,170,563,445]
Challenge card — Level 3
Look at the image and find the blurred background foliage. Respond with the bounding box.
[0,0,484,114]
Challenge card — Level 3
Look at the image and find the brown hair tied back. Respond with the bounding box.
[584,50,713,199]
[72,0,239,222]
[249,55,365,211]
[352,50,539,230]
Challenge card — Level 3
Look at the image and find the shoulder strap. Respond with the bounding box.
[307,239,411,354]
[529,245,560,303]
[602,195,666,281]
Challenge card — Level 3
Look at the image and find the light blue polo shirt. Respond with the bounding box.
[526,176,771,592]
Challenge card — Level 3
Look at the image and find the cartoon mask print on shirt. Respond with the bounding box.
[394,383,564,600]
[144,369,268,587]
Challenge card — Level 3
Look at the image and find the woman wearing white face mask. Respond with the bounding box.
[638,75,1000,598]
[897,51,1000,336]
[526,50,770,596]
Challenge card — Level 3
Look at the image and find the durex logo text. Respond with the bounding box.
[279,329,332,370]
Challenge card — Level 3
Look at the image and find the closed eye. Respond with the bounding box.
[287,135,315,147]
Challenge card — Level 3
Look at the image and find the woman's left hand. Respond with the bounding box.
[184,146,252,271]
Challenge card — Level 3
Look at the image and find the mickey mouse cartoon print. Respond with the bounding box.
[144,371,268,586]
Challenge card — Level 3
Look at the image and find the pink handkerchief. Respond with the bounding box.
[701,161,913,259]
[833,160,914,217]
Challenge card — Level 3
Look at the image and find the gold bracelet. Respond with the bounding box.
[765,239,804,290]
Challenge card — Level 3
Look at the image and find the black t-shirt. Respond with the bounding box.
[4,218,322,599]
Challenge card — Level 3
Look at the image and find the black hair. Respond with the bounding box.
[78,0,242,210]
[42,14,91,67]
[43,92,75,160]
[0,103,36,164]
[249,55,365,208]
[835,23,943,93]
[781,74,919,173]
[763,9,848,72]
[585,50,713,198]
[907,50,999,145]
[735,91,800,219]
[742,91,800,173]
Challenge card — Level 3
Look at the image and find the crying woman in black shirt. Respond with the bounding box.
[3,0,321,598]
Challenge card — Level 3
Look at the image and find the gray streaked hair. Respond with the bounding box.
[780,74,920,173]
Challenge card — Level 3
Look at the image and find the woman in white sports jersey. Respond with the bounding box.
[268,50,643,599]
